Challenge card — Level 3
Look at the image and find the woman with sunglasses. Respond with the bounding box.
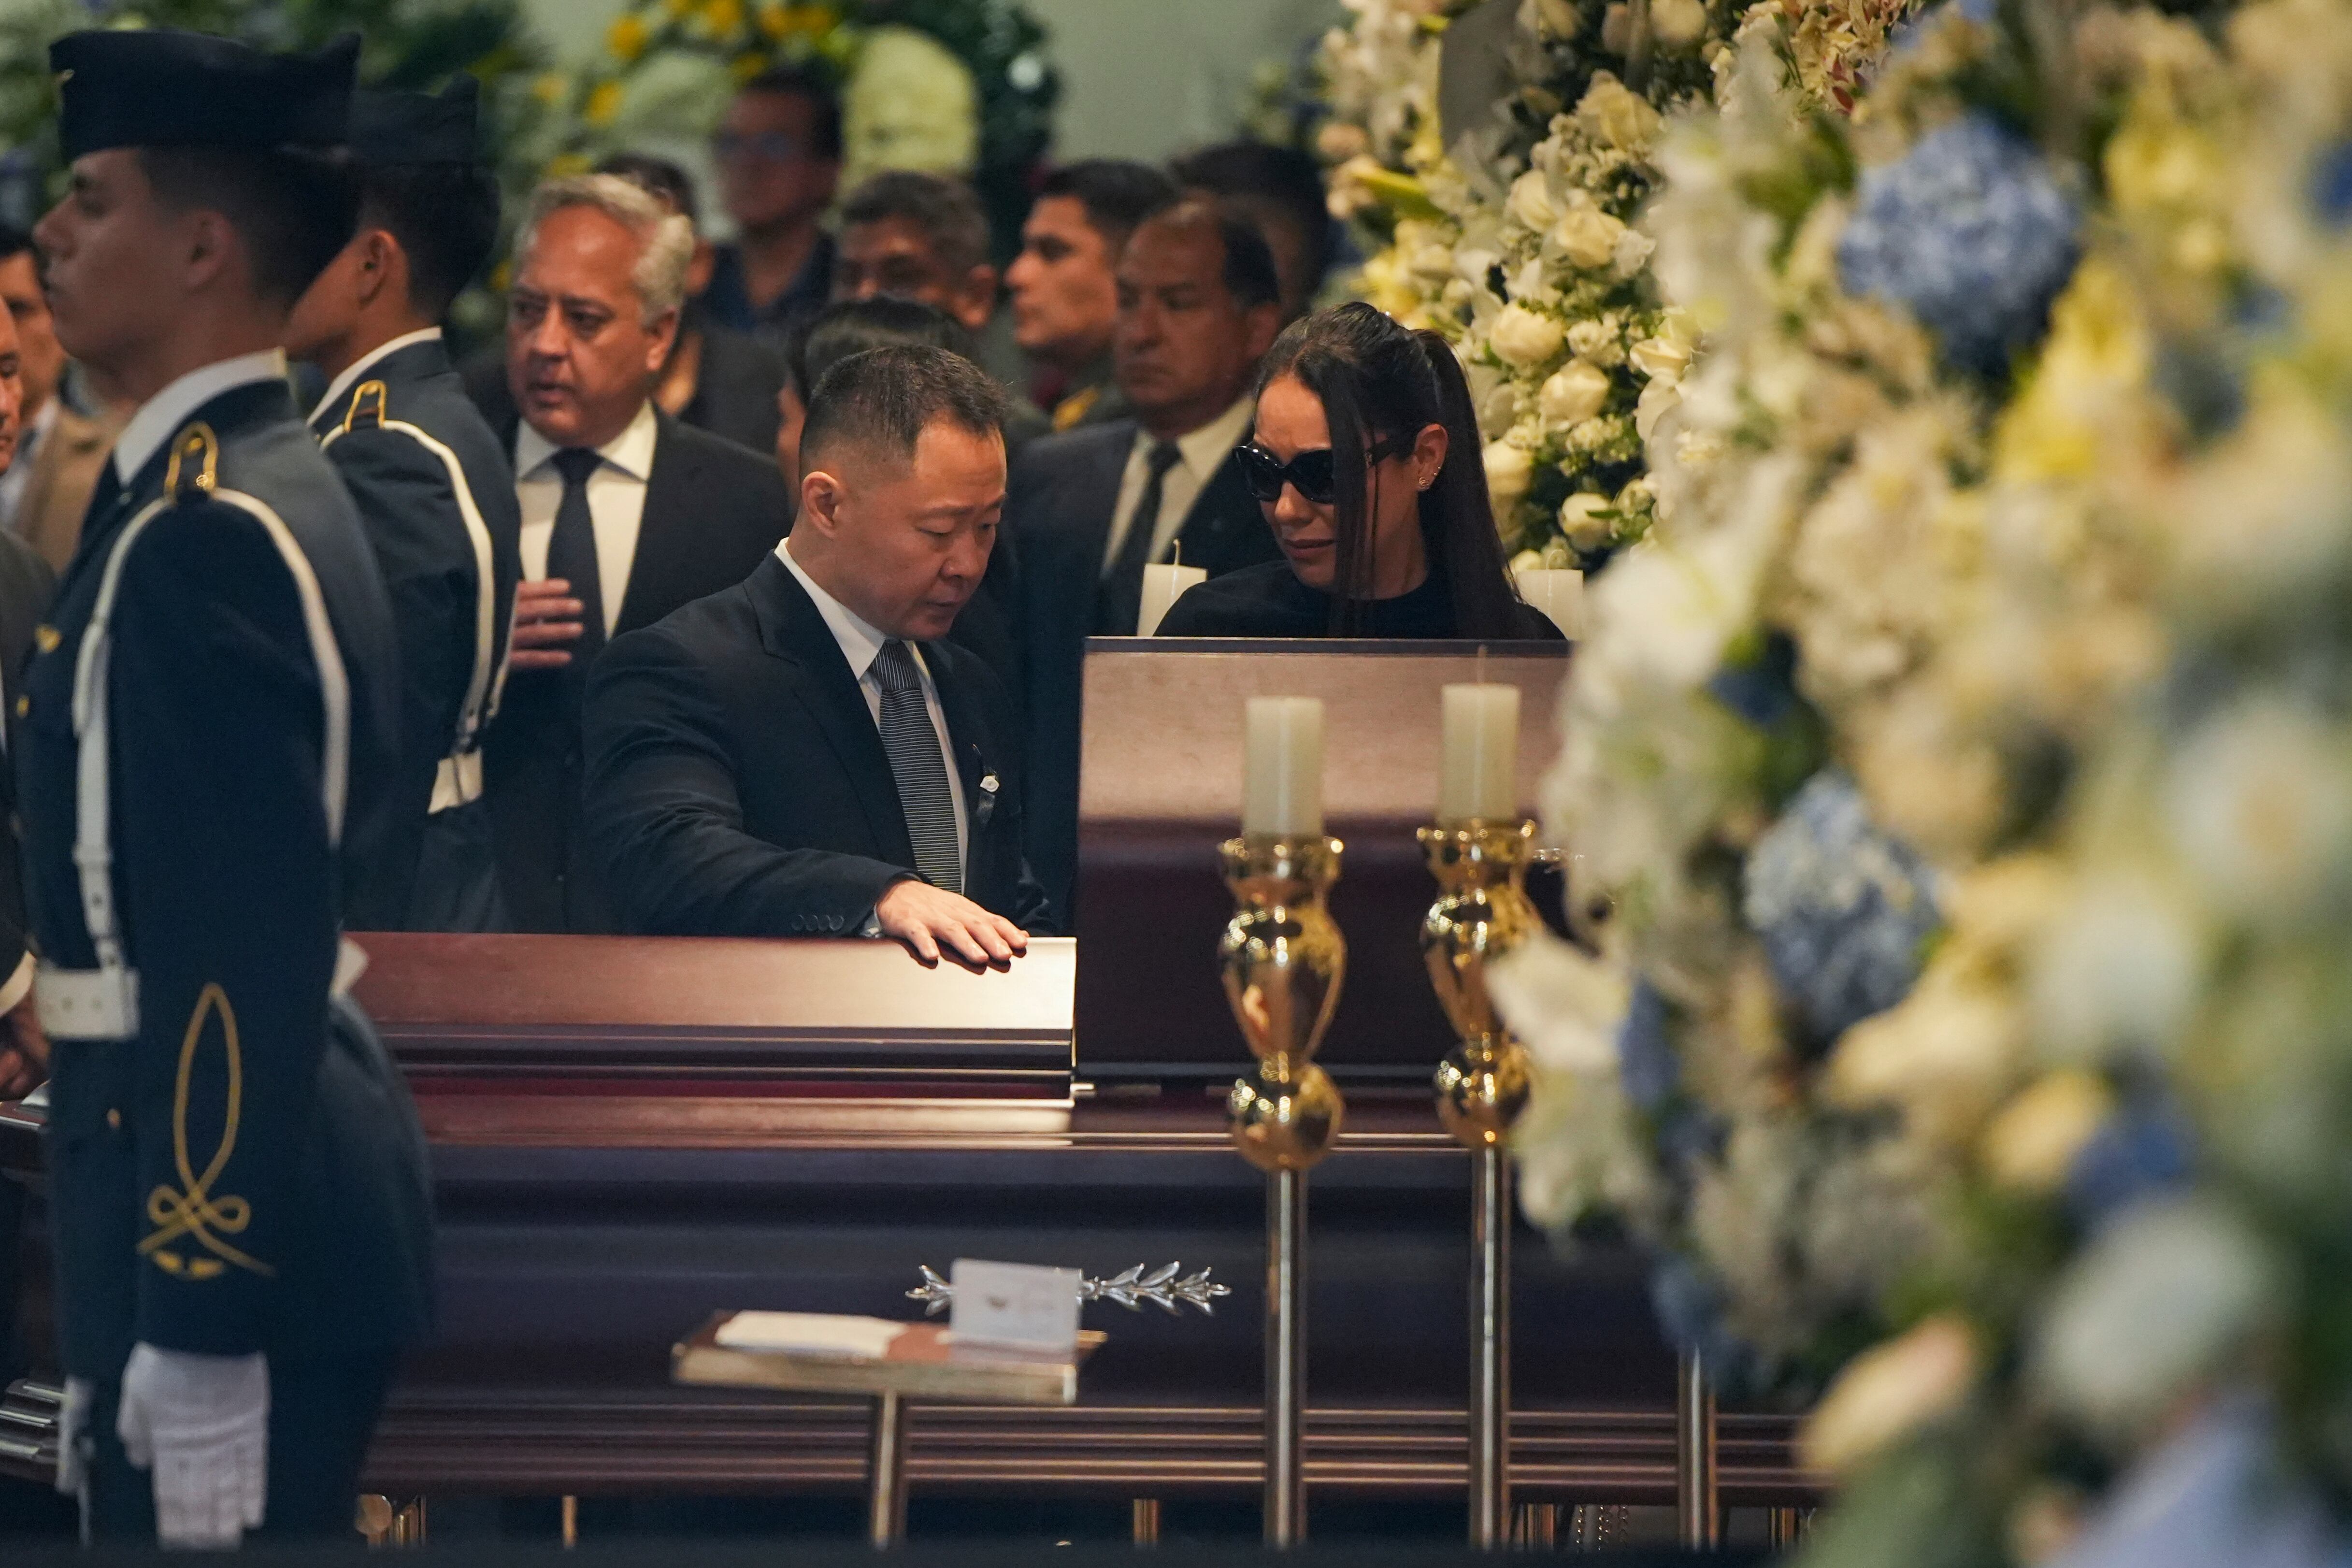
[1159,302,1562,640]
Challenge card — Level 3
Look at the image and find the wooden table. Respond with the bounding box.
[674,1315,1105,1546]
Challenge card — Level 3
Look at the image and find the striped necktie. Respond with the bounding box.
[871,639,962,895]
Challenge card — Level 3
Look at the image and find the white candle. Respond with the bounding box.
[1137,562,1207,636]
[1439,684,1520,824]
[1513,567,1584,638]
[1242,697,1325,837]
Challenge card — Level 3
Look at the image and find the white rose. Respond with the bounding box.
[1558,492,1615,550]
[1507,170,1559,233]
[1527,0,1583,39]
[1489,303,1565,368]
[1539,360,1613,425]
[1484,441,1535,507]
[1576,74,1662,153]
[1553,202,1628,271]
[1800,1317,1979,1479]
[1635,375,1682,443]
[1630,332,1693,383]
[1651,0,1709,48]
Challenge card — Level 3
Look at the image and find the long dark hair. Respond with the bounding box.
[1254,301,1524,638]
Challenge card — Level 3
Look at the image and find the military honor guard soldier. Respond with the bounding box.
[286,77,522,932]
[21,29,432,1545]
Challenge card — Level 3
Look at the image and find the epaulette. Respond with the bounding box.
[339,379,389,435]
[163,421,219,503]
[1052,384,1101,432]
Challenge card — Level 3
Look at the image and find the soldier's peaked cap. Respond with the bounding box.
[352,76,481,169]
[51,29,359,162]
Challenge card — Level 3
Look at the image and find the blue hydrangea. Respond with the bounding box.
[1743,773,1941,1047]
[1617,981,1678,1113]
[1649,1255,1757,1393]
[2066,1100,2194,1231]
[2313,143,2352,227]
[1888,0,1997,57]
[1837,113,2081,378]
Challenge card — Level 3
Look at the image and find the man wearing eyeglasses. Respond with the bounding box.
[705,65,843,345]
[1007,198,1285,924]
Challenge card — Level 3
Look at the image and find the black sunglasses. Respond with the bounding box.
[1233,435,1414,506]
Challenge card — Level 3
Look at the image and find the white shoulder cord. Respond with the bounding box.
[322,382,506,811]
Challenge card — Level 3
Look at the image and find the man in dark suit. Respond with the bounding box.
[1012,199,1284,920]
[1004,161,1178,432]
[285,78,520,933]
[482,172,790,933]
[19,30,430,1544]
[585,344,1050,962]
[0,255,61,1398]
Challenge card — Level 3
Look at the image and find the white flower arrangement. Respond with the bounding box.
[1315,0,1749,563]
[1499,0,2352,1559]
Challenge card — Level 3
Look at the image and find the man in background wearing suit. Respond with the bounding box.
[483,173,790,933]
[584,344,1050,962]
[286,78,520,932]
[1003,160,1177,433]
[0,226,113,572]
[0,266,63,1392]
[1012,200,1284,922]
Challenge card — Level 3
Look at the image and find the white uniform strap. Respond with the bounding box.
[69,443,354,981]
[323,396,508,812]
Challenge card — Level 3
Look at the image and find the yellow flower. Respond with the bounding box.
[1980,1071,2112,1192]
[731,52,769,83]
[702,0,746,36]
[584,80,624,127]
[664,0,694,17]
[1993,258,2152,485]
[531,72,569,108]
[607,13,649,62]
[544,153,591,181]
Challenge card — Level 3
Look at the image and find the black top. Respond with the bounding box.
[1158,559,1563,641]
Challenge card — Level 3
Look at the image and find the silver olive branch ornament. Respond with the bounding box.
[908,1263,1232,1317]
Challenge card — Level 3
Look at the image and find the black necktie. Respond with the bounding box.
[1096,439,1185,635]
[546,448,605,662]
[871,640,962,895]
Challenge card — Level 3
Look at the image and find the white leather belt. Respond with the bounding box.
[429,748,484,814]
[36,937,370,1043]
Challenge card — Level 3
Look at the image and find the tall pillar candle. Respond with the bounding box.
[1438,684,1520,825]
[1138,562,1207,636]
[1243,697,1325,838]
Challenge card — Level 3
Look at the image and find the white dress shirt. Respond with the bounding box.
[776,537,969,880]
[0,397,57,532]
[306,326,445,427]
[113,349,290,483]
[516,398,659,639]
[1098,395,1256,574]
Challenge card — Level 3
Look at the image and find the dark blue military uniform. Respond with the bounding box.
[314,331,521,932]
[22,373,436,1536]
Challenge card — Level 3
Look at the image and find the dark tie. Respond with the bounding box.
[1096,438,1185,635]
[871,640,962,895]
[545,448,605,662]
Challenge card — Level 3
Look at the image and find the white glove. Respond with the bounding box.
[115,1343,269,1549]
[53,1375,93,1502]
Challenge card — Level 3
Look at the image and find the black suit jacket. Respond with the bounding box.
[482,408,791,932]
[1010,418,1278,921]
[583,553,1052,938]
[312,334,523,929]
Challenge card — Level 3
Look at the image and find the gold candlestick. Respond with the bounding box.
[1420,818,1539,1549]
[1219,833,1347,1548]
